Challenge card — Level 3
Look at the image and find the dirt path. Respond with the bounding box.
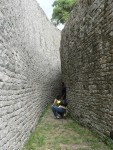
[23,106,112,150]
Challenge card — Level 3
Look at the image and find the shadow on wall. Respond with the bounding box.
[60,0,113,140]
[41,71,62,106]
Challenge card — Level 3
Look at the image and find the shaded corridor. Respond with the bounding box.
[23,106,112,150]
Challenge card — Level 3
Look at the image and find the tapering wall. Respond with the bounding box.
[0,0,61,149]
[60,0,113,138]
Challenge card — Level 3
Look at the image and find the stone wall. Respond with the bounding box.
[0,0,61,149]
[60,0,113,138]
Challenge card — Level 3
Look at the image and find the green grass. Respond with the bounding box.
[23,106,113,150]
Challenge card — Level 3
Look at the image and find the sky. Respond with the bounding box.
[36,0,64,30]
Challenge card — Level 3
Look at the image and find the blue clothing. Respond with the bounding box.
[52,105,66,118]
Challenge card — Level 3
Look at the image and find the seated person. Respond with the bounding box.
[52,95,61,106]
[52,98,67,119]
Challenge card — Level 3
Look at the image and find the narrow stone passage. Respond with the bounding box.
[23,106,112,150]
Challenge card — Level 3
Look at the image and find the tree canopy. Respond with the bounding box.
[51,0,76,26]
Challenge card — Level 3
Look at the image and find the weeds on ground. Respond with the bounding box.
[23,106,113,150]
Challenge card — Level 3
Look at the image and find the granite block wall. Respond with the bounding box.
[0,0,61,149]
[60,0,113,138]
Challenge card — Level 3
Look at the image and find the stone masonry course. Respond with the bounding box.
[0,0,61,149]
[60,0,113,139]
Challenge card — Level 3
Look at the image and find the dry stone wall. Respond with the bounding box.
[60,0,113,138]
[0,0,61,149]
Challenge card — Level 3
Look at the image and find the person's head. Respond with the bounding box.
[56,95,60,100]
[61,96,66,100]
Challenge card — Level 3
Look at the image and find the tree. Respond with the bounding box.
[51,0,76,26]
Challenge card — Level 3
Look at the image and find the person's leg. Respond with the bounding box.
[56,108,66,118]
[52,106,65,118]
[52,105,67,118]
[51,106,58,117]
[58,109,66,118]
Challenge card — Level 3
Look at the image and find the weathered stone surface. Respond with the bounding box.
[0,0,61,149]
[60,0,113,138]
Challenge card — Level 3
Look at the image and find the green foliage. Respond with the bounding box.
[23,106,112,150]
[51,0,76,25]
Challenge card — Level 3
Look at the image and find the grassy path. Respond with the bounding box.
[23,106,112,150]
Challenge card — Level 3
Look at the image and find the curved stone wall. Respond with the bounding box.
[60,0,113,138]
[0,0,61,149]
